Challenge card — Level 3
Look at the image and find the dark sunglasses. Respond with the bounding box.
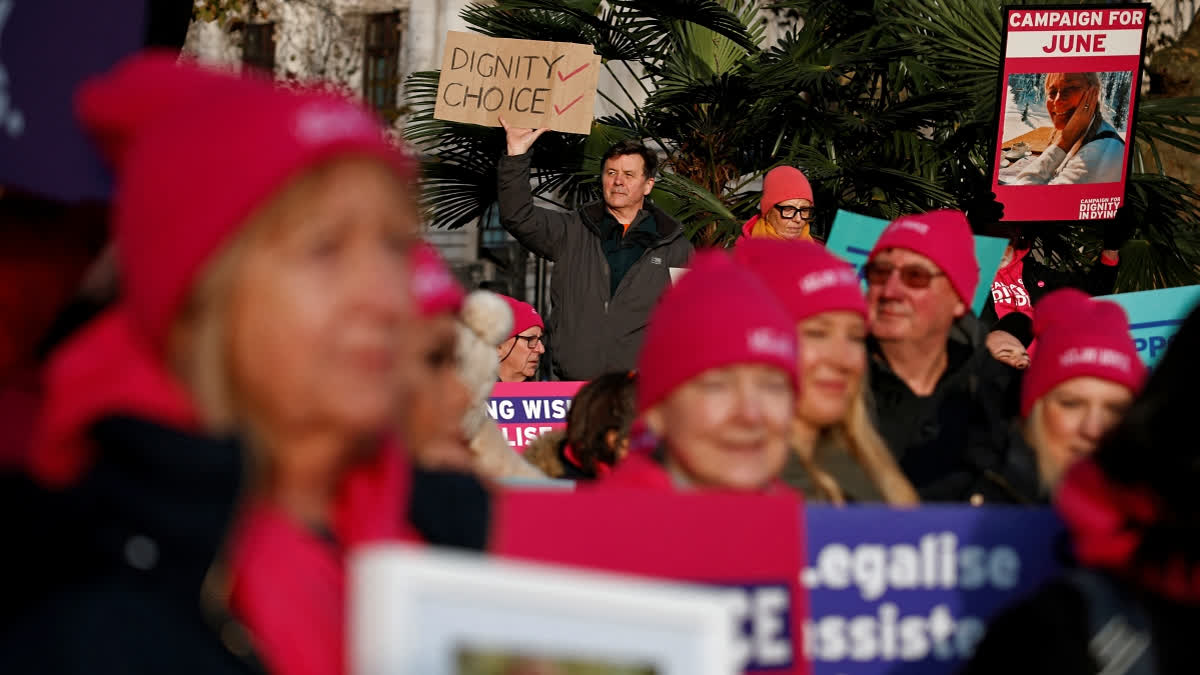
[515,334,544,348]
[773,204,814,221]
[863,261,944,289]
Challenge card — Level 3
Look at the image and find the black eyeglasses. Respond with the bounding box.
[515,334,544,348]
[773,204,814,221]
[863,261,944,289]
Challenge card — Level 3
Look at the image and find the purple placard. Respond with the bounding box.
[0,1,145,201]
[804,505,1064,674]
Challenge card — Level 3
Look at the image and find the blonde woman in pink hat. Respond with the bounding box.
[740,166,816,242]
[1019,289,1145,491]
[736,239,918,505]
[604,250,800,493]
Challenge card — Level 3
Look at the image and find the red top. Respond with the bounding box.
[229,440,421,675]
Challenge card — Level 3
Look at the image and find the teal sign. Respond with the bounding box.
[825,210,1008,315]
[1096,285,1200,367]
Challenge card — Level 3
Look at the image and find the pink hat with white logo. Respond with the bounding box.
[636,250,800,413]
[498,294,544,339]
[1021,289,1146,416]
[735,238,867,322]
[869,209,979,308]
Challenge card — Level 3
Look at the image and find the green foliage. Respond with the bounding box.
[404,0,1200,289]
[192,0,246,24]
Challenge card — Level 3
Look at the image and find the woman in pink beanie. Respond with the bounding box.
[735,239,918,505]
[22,53,484,675]
[604,250,801,492]
[1019,289,1145,489]
[740,166,815,242]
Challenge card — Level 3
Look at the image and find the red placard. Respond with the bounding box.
[992,4,1150,222]
[487,381,584,451]
[493,488,811,674]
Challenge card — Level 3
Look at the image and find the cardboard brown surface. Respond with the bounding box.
[434,32,602,135]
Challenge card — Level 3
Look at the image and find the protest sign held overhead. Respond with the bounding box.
[991,5,1150,222]
[434,32,602,135]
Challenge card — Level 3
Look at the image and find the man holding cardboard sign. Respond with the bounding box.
[497,123,693,381]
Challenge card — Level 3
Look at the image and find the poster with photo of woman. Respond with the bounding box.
[991,5,1150,222]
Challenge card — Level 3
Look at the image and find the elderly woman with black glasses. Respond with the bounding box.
[740,166,816,242]
[497,294,546,382]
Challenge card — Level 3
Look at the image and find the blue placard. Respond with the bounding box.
[1095,285,1200,368]
[803,505,1063,675]
[825,211,1008,316]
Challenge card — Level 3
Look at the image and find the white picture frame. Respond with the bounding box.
[350,545,737,675]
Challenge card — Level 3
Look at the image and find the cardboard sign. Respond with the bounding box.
[487,381,584,451]
[434,32,601,135]
[824,210,1008,315]
[493,489,810,675]
[0,0,146,201]
[991,5,1151,222]
[1096,284,1200,367]
[803,505,1063,675]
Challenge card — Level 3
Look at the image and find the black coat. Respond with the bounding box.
[981,255,1119,346]
[963,574,1200,674]
[0,416,263,674]
[866,316,1040,504]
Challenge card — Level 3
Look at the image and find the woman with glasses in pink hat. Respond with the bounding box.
[740,166,817,243]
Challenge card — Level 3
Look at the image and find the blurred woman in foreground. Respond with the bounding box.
[13,54,484,675]
[1018,289,1144,491]
[965,301,1200,674]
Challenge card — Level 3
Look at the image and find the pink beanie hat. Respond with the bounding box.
[636,250,799,413]
[411,244,465,317]
[734,239,867,322]
[31,52,413,487]
[499,295,544,338]
[1021,289,1146,416]
[77,51,413,350]
[760,166,813,216]
[869,209,979,308]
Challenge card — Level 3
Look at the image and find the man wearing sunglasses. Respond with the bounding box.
[863,210,1036,504]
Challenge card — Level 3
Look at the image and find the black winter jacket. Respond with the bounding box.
[866,316,1040,504]
[497,152,694,381]
[981,254,1119,346]
[0,416,262,674]
[963,574,1200,674]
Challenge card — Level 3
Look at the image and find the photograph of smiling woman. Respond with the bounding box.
[1011,71,1127,185]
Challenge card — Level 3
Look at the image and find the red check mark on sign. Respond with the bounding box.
[554,94,584,116]
[557,63,590,82]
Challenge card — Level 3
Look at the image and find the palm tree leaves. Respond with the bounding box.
[406,0,1200,290]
